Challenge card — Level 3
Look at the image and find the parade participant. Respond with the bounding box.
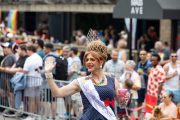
[44,40,119,120]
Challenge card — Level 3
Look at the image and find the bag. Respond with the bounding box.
[44,54,68,80]
[10,73,27,93]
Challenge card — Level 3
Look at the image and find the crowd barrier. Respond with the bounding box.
[0,71,84,120]
[0,71,146,120]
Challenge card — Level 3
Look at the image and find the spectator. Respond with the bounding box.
[137,34,148,51]
[68,47,82,81]
[118,79,133,119]
[2,45,28,117]
[35,39,45,59]
[75,30,87,45]
[103,49,125,81]
[148,92,178,120]
[61,45,73,118]
[23,45,43,120]
[42,43,58,120]
[137,50,152,116]
[163,52,180,103]
[145,26,158,52]
[0,42,16,116]
[158,92,177,119]
[120,60,141,117]
[117,39,127,62]
[146,52,152,62]
[154,41,170,65]
[62,45,70,59]
[163,41,171,52]
[68,47,82,117]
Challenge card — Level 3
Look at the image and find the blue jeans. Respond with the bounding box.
[15,90,23,109]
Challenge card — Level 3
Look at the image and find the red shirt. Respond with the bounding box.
[147,65,166,97]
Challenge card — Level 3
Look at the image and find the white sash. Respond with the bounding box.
[77,77,117,120]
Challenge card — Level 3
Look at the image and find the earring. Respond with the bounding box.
[100,65,102,69]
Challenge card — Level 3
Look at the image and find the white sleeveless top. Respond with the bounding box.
[164,63,180,90]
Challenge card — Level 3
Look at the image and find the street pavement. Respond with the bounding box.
[0,115,18,120]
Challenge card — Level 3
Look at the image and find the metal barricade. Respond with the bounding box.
[0,72,42,119]
[0,71,16,114]
[0,71,82,120]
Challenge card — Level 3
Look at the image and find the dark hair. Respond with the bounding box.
[37,39,44,49]
[124,79,133,90]
[27,45,37,53]
[44,43,54,51]
[19,45,27,52]
[151,53,161,61]
[168,92,174,99]
[12,44,18,53]
[170,51,177,54]
[71,47,78,55]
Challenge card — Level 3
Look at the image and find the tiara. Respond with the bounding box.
[86,28,108,61]
[86,28,100,42]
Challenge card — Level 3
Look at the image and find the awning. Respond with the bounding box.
[113,0,180,19]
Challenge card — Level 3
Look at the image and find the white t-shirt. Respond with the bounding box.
[23,53,43,87]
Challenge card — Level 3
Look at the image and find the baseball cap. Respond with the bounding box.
[15,39,27,44]
[7,33,14,39]
[1,42,13,48]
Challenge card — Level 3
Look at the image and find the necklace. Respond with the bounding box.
[90,75,105,86]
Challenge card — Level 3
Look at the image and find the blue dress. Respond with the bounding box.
[79,76,115,120]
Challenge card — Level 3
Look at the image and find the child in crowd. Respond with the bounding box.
[118,79,133,120]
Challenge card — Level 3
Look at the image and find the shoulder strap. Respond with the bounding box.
[77,77,117,120]
[43,54,57,61]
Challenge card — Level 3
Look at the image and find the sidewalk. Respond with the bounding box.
[0,115,18,120]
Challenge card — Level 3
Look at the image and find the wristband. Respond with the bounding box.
[45,72,53,80]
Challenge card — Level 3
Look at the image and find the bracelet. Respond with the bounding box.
[45,72,53,80]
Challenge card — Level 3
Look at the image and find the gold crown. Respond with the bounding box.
[86,29,108,61]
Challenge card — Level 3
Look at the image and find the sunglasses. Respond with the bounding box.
[151,59,157,61]
[171,56,177,58]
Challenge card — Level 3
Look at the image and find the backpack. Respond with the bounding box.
[44,54,68,81]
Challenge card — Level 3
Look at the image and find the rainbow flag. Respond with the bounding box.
[7,10,18,34]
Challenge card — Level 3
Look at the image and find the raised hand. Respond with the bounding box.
[44,57,56,73]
